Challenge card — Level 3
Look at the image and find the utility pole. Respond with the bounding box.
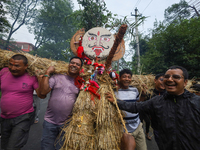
[131,8,141,74]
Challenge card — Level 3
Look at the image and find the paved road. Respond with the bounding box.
[1,94,159,150]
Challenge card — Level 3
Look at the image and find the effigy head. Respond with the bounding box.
[82,27,115,61]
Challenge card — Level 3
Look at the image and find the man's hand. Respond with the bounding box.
[121,133,136,150]
[105,92,115,103]
[45,66,55,75]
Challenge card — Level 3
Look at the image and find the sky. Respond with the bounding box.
[73,0,181,34]
[11,0,182,44]
[9,0,183,61]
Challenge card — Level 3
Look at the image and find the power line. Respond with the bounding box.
[188,0,199,6]
[142,0,153,13]
[132,0,141,13]
[135,0,141,8]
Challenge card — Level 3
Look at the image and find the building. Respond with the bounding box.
[0,39,35,52]
[14,42,35,52]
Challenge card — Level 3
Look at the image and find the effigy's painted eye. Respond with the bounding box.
[88,36,97,41]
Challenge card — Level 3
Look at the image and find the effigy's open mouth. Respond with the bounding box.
[92,47,104,56]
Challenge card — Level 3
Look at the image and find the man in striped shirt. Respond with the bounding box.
[114,69,147,150]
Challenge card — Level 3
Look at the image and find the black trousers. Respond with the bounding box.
[1,112,34,150]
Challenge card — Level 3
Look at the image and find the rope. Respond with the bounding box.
[108,85,128,133]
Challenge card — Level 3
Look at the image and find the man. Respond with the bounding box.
[107,66,200,150]
[140,73,165,141]
[39,56,83,150]
[0,54,43,150]
[112,69,147,150]
[150,73,165,148]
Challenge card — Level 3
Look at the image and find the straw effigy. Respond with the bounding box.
[96,74,124,150]
[60,90,98,150]
[60,68,125,150]
[61,24,128,150]
[0,49,69,75]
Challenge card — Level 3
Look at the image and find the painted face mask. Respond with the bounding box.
[82,27,115,60]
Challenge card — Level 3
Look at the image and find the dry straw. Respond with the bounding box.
[61,66,125,150]
[0,49,69,75]
[60,90,98,150]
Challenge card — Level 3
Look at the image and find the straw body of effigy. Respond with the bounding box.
[95,73,124,150]
[0,49,69,75]
[61,66,125,150]
[61,90,98,150]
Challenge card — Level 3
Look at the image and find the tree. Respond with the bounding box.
[164,0,199,25]
[141,18,200,78]
[164,0,191,24]
[3,0,39,50]
[128,35,150,73]
[65,0,146,66]
[75,0,112,31]
[0,0,10,34]
[30,0,75,61]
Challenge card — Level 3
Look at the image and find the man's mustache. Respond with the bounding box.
[88,45,109,49]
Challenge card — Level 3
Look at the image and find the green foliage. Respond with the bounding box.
[0,0,10,34]
[66,0,113,31]
[164,0,191,24]
[30,0,75,61]
[141,18,200,78]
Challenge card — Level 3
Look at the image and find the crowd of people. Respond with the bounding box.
[0,54,200,150]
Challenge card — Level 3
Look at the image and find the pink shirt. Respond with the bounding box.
[44,74,79,125]
[0,68,38,119]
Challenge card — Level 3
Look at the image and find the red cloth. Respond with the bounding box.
[74,76,85,89]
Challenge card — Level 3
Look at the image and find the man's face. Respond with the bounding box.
[119,73,132,89]
[8,58,28,76]
[82,27,114,60]
[68,58,82,76]
[163,69,187,95]
[154,76,165,91]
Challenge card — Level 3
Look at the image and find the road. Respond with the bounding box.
[1,94,159,150]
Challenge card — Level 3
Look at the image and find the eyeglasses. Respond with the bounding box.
[159,78,164,81]
[164,74,184,80]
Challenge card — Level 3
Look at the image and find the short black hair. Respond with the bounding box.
[11,54,28,65]
[192,84,200,91]
[69,56,83,67]
[119,68,132,77]
[155,73,164,80]
[168,65,189,80]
